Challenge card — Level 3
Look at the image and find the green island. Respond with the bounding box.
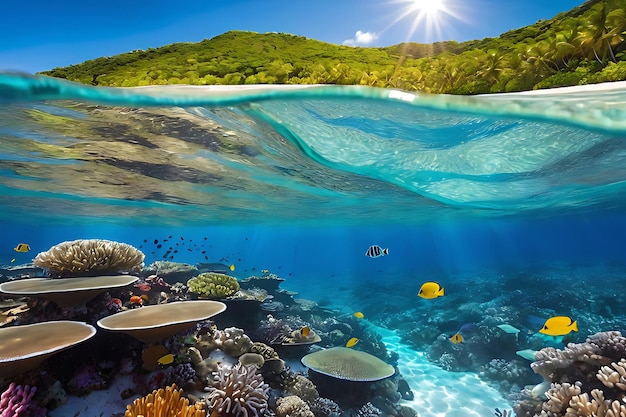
[41,0,626,94]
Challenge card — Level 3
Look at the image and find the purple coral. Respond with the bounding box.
[0,383,47,417]
[67,363,108,396]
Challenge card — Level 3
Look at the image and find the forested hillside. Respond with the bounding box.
[41,0,626,94]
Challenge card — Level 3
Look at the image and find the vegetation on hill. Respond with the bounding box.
[40,0,626,94]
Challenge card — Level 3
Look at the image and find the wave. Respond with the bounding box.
[1,73,625,225]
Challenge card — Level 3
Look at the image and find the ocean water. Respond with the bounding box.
[2,73,626,417]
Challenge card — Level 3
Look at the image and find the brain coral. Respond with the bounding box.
[33,239,144,277]
[187,272,240,299]
[206,363,269,417]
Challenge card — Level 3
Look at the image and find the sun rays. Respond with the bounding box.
[386,0,468,43]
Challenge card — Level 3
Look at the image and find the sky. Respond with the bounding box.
[1,0,585,74]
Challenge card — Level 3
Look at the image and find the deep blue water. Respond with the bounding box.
[2,74,626,416]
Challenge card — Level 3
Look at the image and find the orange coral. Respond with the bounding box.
[125,384,204,417]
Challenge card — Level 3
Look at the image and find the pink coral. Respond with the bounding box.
[0,383,47,417]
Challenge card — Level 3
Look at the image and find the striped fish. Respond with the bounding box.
[365,245,388,258]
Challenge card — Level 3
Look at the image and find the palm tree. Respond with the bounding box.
[582,2,626,63]
[478,50,507,83]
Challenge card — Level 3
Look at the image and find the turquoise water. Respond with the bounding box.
[2,74,626,416]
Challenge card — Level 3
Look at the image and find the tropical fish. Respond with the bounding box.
[130,295,143,305]
[354,311,364,319]
[417,282,444,299]
[449,333,463,344]
[539,316,578,336]
[365,245,388,258]
[198,262,235,274]
[261,269,269,274]
[516,349,539,361]
[346,337,359,348]
[10,258,15,263]
[13,243,30,253]
[496,324,520,334]
[157,353,175,366]
[300,326,311,337]
[458,322,479,335]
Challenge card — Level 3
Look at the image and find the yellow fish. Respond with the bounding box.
[229,264,235,271]
[449,333,463,344]
[539,316,578,336]
[346,337,359,348]
[10,258,15,263]
[300,326,311,337]
[261,269,269,273]
[354,312,364,319]
[417,281,444,299]
[157,353,175,366]
[13,243,30,253]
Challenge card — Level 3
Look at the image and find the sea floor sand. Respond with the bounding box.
[376,325,512,417]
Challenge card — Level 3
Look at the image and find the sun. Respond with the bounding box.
[408,0,445,15]
[387,0,466,43]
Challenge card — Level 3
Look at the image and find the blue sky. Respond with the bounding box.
[2,0,584,74]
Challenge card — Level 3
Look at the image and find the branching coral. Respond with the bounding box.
[206,363,269,417]
[597,359,626,391]
[125,383,204,417]
[516,331,626,417]
[356,402,382,417]
[33,239,144,277]
[309,397,342,417]
[0,383,47,417]
[275,395,314,417]
[187,272,239,299]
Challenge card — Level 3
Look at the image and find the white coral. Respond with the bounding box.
[206,363,268,417]
[33,239,144,277]
[276,395,314,417]
[597,359,626,391]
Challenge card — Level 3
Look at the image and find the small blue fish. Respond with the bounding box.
[458,322,479,335]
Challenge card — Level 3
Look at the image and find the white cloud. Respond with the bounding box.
[342,30,379,46]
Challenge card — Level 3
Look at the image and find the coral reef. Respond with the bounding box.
[162,363,198,391]
[197,327,253,357]
[275,395,314,417]
[514,331,626,417]
[0,383,47,417]
[187,272,240,299]
[143,261,199,284]
[66,363,109,396]
[206,363,269,417]
[250,342,279,360]
[239,353,265,368]
[308,397,342,417]
[125,383,204,417]
[355,402,382,417]
[481,358,530,394]
[284,374,319,403]
[33,239,144,277]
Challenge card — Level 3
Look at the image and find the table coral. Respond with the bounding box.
[0,383,47,417]
[187,272,240,299]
